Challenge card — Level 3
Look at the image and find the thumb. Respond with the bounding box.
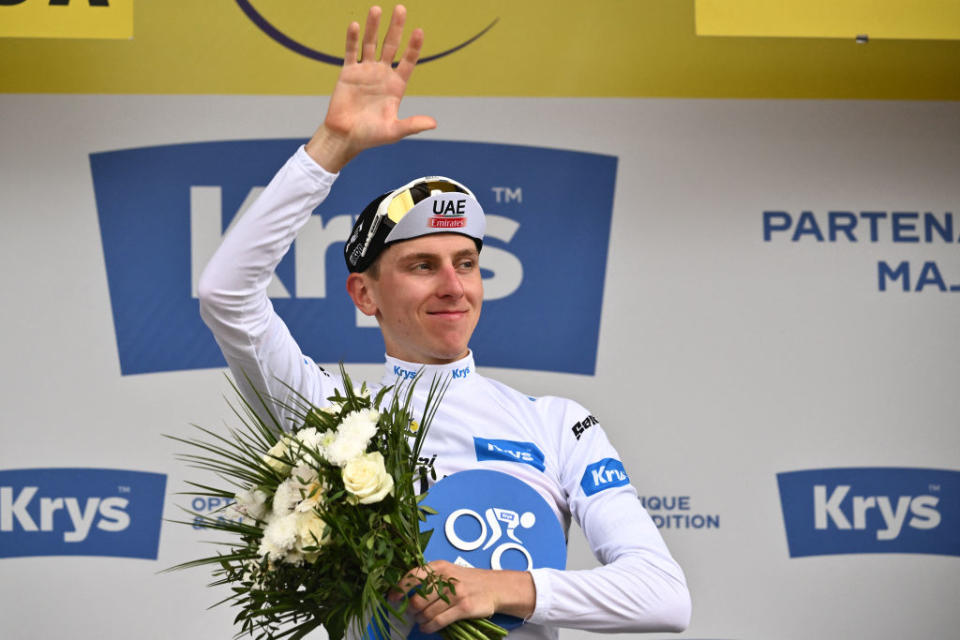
[394,115,438,139]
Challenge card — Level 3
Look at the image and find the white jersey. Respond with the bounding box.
[198,146,691,637]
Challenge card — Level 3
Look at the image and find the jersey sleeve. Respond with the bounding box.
[197,145,343,429]
[527,400,691,632]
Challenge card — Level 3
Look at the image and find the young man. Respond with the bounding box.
[199,5,690,637]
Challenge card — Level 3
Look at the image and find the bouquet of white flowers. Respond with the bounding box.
[168,368,507,640]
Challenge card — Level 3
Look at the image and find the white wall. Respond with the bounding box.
[0,95,957,639]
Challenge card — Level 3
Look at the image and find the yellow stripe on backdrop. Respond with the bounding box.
[0,0,132,40]
[0,0,959,98]
[696,0,960,41]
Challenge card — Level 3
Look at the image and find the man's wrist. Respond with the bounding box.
[304,125,354,174]
[491,569,536,619]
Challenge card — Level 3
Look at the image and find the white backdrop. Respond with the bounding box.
[0,95,958,639]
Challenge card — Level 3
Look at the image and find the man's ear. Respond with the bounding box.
[346,273,378,317]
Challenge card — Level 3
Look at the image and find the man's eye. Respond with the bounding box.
[459,260,475,270]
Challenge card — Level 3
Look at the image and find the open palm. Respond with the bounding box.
[319,5,436,166]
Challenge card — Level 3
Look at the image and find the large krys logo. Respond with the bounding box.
[0,468,166,559]
[234,1,497,66]
[91,139,617,375]
[413,469,565,639]
[777,467,959,558]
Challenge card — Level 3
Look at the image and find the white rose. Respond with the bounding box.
[262,437,292,475]
[295,511,327,562]
[342,452,394,505]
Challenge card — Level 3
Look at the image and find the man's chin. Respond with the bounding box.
[422,343,470,365]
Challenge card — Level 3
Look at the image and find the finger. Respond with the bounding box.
[394,115,437,139]
[393,567,428,602]
[386,584,407,603]
[418,606,466,635]
[417,592,454,626]
[379,4,406,65]
[344,21,361,65]
[395,27,424,82]
[406,590,434,614]
[361,5,382,63]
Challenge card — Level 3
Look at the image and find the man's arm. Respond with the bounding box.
[527,402,691,631]
[198,4,434,420]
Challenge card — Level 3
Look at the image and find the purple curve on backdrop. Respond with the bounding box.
[235,0,499,66]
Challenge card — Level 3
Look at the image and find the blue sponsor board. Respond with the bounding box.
[581,458,629,496]
[413,469,565,638]
[777,467,959,558]
[0,468,166,560]
[474,437,546,471]
[91,139,616,376]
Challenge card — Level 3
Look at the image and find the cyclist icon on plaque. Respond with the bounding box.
[408,469,567,639]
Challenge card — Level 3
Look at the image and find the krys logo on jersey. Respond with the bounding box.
[777,467,959,558]
[0,468,166,560]
[91,139,616,376]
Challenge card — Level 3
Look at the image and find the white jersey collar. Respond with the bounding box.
[381,351,476,388]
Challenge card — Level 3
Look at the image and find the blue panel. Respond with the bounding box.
[0,468,166,559]
[91,139,616,375]
[776,467,959,557]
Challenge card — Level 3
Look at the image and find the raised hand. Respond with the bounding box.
[306,5,437,173]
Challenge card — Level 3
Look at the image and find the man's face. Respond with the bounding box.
[353,234,482,364]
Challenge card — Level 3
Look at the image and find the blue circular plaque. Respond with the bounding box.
[407,469,566,638]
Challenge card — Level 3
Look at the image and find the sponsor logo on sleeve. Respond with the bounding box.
[474,438,545,472]
[0,468,166,560]
[571,414,599,440]
[91,139,616,376]
[581,458,630,496]
[777,467,958,558]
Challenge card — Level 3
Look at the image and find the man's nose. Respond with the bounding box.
[435,263,464,297]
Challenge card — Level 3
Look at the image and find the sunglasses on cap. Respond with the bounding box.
[357,176,477,262]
